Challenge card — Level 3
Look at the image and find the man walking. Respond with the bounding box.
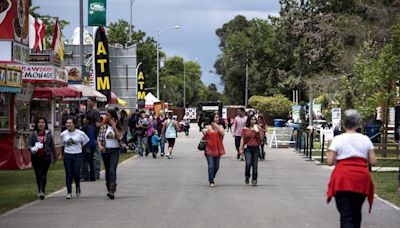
[136,111,149,156]
[86,98,101,179]
[234,108,247,161]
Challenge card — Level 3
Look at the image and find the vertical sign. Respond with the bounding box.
[136,63,145,108]
[88,0,107,26]
[94,27,111,102]
[331,108,341,129]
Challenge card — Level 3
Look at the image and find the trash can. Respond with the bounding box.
[273,119,287,127]
[365,124,381,143]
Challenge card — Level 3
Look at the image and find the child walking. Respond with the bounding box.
[151,130,160,158]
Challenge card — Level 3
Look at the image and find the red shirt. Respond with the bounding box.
[205,130,225,157]
[241,128,261,146]
[37,132,46,156]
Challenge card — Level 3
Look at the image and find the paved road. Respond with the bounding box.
[1,125,399,228]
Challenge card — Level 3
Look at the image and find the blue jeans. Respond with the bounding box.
[82,145,96,180]
[63,153,82,194]
[235,136,241,151]
[102,148,120,185]
[205,155,220,184]
[137,135,147,156]
[244,146,259,180]
[94,147,101,178]
[159,136,165,155]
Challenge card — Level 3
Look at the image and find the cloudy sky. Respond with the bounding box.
[34,0,281,92]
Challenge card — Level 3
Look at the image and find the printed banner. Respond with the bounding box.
[88,0,106,26]
[292,105,302,123]
[0,0,29,45]
[94,27,111,102]
[137,63,145,109]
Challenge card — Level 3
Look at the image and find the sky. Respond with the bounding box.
[34,0,281,92]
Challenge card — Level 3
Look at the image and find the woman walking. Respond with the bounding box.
[203,113,225,187]
[327,109,377,228]
[239,115,263,186]
[28,117,57,200]
[61,118,89,199]
[162,116,179,159]
[97,109,123,199]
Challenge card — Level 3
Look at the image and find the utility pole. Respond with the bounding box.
[245,55,249,108]
[79,0,84,78]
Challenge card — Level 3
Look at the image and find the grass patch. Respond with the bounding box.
[371,172,400,207]
[0,151,136,215]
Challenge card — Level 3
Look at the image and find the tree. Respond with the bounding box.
[160,56,208,107]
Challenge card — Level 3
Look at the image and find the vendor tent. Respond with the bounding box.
[145,92,160,109]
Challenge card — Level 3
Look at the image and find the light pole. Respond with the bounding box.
[156,25,180,100]
[183,57,198,109]
[129,0,136,44]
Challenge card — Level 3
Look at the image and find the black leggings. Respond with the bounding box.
[335,191,366,228]
[31,155,51,193]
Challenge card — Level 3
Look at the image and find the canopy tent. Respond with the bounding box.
[68,84,107,102]
[32,86,82,99]
[145,92,160,109]
[110,92,128,106]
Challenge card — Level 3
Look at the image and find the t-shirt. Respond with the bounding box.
[37,132,46,156]
[105,125,120,149]
[165,120,177,139]
[151,135,160,146]
[137,118,149,136]
[61,129,90,154]
[234,115,247,137]
[328,132,374,160]
[86,109,101,124]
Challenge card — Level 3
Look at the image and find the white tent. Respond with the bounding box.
[145,92,160,108]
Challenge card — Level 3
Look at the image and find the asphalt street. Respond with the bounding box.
[0,125,399,228]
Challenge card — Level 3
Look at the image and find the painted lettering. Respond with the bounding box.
[96,42,107,55]
[97,59,108,72]
[138,91,145,100]
[96,76,110,90]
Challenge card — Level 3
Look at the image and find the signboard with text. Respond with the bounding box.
[94,27,111,102]
[137,63,145,109]
[88,0,106,26]
[21,65,68,84]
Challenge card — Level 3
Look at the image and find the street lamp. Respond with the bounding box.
[156,25,180,100]
[129,0,136,44]
[183,57,198,109]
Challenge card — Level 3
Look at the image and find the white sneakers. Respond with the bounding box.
[66,193,72,199]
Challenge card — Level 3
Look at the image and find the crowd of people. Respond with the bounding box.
[28,104,398,227]
[29,96,195,200]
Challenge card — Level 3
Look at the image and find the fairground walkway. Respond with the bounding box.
[0,125,399,228]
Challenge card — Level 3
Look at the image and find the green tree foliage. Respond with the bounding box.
[215,0,400,107]
[160,56,209,107]
[336,24,400,121]
[248,94,292,118]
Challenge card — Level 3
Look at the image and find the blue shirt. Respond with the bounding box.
[151,135,160,146]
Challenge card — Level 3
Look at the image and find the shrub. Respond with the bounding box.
[249,94,292,118]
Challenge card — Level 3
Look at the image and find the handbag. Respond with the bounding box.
[197,137,206,151]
